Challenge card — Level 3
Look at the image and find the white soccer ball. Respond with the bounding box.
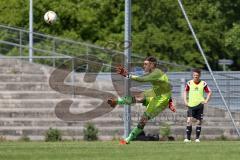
[44,11,57,24]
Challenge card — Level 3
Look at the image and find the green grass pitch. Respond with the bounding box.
[0,141,240,160]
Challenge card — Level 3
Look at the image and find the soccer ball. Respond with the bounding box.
[44,11,57,24]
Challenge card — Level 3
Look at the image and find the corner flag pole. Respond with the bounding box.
[124,0,132,138]
[177,0,240,136]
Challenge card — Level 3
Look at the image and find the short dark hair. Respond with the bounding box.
[192,68,201,74]
[145,56,157,66]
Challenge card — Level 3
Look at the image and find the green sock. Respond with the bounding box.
[117,96,134,105]
[125,126,143,143]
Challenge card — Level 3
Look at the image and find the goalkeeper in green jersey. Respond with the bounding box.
[107,56,176,145]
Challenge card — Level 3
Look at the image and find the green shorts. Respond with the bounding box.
[143,89,171,119]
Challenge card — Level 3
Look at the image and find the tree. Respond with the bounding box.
[0,0,240,70]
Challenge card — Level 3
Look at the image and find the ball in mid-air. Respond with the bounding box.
[44,11,57,24]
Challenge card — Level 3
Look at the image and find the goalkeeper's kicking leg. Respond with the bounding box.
[107,96,176,112]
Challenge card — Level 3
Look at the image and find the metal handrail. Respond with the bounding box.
[0,24,122,54]
[0,39,72,58]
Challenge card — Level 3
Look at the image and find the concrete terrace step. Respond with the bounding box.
[0,109,119,118]
[0,98,104,108]
[0,83,52,91]
[0,117,124,127]
[0,126,124,136]
[0,74,48,82]
[0,107,114,114]
[0,67,45,74]
[0,82,116,92]
[0,91,80,99]
[0,59,50,74]
[0,59,23,67]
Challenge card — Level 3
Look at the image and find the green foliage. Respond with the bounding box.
[160,123,171,138]
[1,0,240,70]
[0,136,7,142]
[45,128,62,142]
[215,135,228,141]
[83,122,98,141]
[19,135,31,142]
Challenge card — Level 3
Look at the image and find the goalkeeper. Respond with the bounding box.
[108,56,176,144]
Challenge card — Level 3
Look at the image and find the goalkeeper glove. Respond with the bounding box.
[116,65,129,77]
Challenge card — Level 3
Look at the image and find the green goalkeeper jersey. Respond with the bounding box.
[130,68,171,96]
